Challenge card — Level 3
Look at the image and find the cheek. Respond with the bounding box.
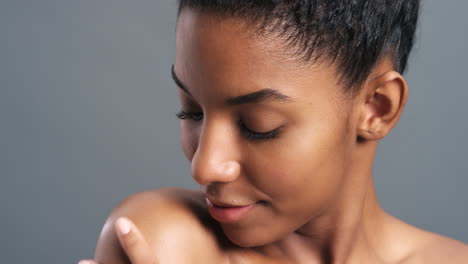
[246,117,350,215]
[180,122,199,161]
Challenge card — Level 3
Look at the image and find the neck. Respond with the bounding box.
[258,142,394,264]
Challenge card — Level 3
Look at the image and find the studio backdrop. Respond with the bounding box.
[1,0,467,263]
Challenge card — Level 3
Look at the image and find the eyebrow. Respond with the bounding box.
[171,64,293,106]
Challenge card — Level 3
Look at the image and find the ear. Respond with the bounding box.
[357,71,408,141]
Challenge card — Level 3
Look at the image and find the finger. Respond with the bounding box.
[115,217,157,264]
[77,260,100,264]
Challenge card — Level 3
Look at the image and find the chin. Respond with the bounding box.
[222,224,279,248]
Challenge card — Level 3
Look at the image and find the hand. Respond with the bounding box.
[78,217,158,264]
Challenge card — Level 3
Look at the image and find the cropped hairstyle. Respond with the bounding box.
[177,0,420,94]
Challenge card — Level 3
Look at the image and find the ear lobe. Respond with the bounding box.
[357,71,408,141]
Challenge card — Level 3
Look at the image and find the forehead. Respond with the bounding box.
[174,9,347,106]
[176,10,295,72]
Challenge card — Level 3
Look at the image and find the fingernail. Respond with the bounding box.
[116,217,131,235]
[78,260,92,264]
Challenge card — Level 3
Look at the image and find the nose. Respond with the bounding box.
[191,119,241,186]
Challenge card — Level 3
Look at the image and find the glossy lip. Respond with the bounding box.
[205,197,257,223]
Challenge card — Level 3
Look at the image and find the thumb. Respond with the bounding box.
[115,217,158,264]
[78,260,100,264]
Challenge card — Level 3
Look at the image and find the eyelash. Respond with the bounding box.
[175,110,281,141]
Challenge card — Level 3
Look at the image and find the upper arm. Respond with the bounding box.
[93,188,227,264]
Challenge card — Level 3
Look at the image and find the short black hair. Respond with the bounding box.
[176,0,420,94]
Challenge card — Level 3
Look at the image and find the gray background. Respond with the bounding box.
[1,0,467,263]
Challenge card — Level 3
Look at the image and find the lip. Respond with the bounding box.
[205,197,257,223]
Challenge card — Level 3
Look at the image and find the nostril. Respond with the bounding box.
[191,156,241,185]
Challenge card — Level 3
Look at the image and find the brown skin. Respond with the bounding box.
[80,9,468,264]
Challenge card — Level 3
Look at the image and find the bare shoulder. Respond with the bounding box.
[401,229,468,264]
[418,233,468,264]
[94,187,230,264]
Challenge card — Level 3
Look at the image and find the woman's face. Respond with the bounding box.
[174,10,359,247]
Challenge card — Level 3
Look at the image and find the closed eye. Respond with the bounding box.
[175,110,282,141]
[175,110,203,121]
